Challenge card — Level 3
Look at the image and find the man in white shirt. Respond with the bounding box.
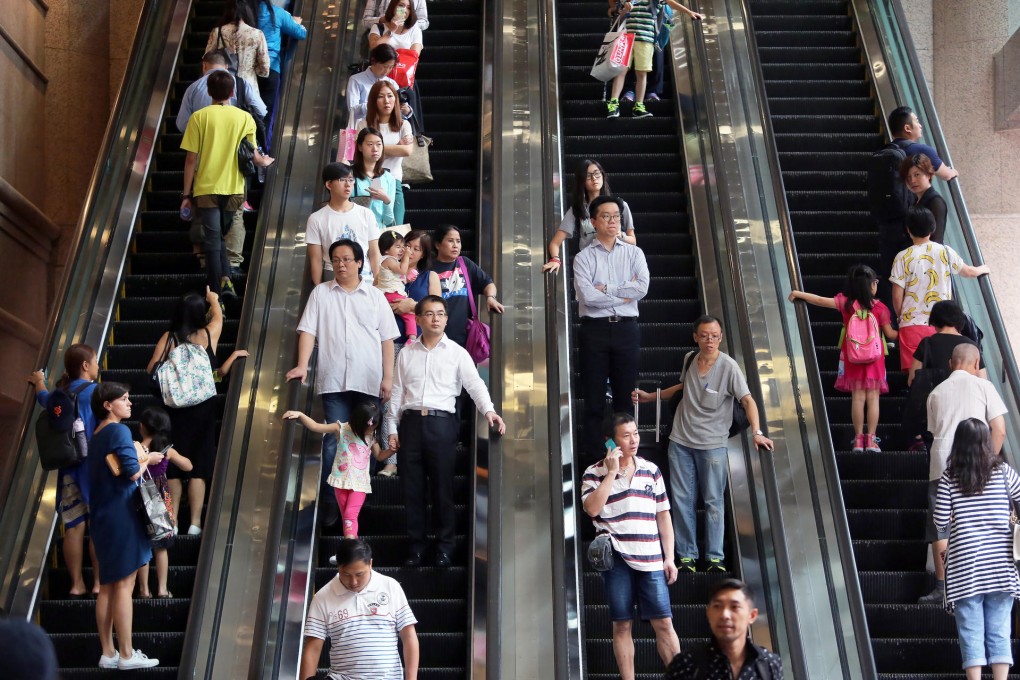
[918,343,1007,604]
[386,295,505,567]
[301,538,419,680]
[306,163,381,285]
[287,239,398,525]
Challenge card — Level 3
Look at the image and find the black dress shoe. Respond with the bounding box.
[404,552,424,567]
[434,551,452,568]
[321,501,340,528]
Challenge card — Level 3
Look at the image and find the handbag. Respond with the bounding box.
[587,533,614,572]
[457,257,491,364]
[134,470,175,543]
[402,134,433,184]
[155,334,217,408]
[238,137,258,179]
[667,352,750,439]
[391,48,419,89]
[590,17,634,82]
[215,27,240,72]
[337,128,358,163]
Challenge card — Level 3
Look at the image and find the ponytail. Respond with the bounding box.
[55,343,97,390]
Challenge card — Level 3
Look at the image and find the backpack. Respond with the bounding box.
[35,382,91,471]
[155,334,217,408]
[840,301,886,364]
[867,140,912,222]
[688,642,774,680]
[232,73,267,150]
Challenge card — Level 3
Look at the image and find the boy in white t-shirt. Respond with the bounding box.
[301,538,418,680]
[890,206,989,370]
[306,162,381,285]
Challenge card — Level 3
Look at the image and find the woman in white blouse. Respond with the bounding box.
[368,0,424,53]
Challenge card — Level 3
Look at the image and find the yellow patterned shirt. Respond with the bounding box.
[889,241,964,327]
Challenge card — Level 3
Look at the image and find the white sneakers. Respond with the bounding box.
[187,525,202,536]
[118,649,160,670]
[98,653,118,669]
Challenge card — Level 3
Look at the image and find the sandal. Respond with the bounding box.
[377,468,397,477]
[155,591,173,599]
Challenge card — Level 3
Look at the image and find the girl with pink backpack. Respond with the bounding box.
[789,264,898,453]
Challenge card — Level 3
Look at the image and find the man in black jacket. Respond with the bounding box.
[664,579,783,679]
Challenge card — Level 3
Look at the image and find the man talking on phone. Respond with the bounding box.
[581,412,680,680]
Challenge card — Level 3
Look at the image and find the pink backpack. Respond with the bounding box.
[841,302,885,364]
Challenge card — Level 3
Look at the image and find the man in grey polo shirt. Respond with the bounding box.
[634,315,773,573]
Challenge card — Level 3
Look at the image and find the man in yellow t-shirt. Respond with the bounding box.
[180,69,273,301]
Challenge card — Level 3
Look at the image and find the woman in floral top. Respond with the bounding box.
[283,401,391,537]
[205,2,270,96]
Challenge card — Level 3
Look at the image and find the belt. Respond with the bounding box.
[580,315,637,324]
[403,408,455,418]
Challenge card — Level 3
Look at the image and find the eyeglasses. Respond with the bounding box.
[596,213,622,223]
[420,311,447,319]
[335,178,356,185]
[696,334,722,342]
[331,257,358,265]
[586,171,603,180]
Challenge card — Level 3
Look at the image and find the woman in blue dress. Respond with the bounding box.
[27,343,99,597]
[87,382,160,670]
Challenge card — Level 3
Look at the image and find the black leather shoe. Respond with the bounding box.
[321,501,340,528]
[434,551,452,568]
[404,552,424,567]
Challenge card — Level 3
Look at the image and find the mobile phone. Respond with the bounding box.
[605,439,617,452]
[159,444,173,456]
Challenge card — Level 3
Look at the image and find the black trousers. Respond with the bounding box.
[876,218,910,313]
[257,70,282,148]
[398,411,460,554]
[578,318,640,459]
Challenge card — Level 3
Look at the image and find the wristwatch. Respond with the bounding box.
[753,430,764,437]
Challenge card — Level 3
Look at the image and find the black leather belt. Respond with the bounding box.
[403,408,455,418]
[580,315,637,324]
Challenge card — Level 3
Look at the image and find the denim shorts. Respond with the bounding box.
[601,554,672,621]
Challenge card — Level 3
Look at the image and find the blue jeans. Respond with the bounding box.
[320,391,381,486]
[668,441,728,561]
[955,591,1014,669]
[601,554,672,621]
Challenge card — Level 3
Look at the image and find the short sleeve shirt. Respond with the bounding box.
[180,104,256,197]
[889,242,964,327]
[370,23,423,51]
[926,370,1008,480]
[355,119,414,181]
[670,352,751,450]
[580,457,669,571]
[304,572,417,680]
[296,279,400,395]
[557,200,635,252]
[305,203,380,282]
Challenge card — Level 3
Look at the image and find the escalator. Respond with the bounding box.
[747,1,1020,675]
[556,2,736,676]
[311,2,482,677]
[37,2,258,675]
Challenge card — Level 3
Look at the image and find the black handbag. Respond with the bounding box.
[238,137,258,179]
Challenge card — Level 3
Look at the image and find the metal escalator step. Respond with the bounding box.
[112,319,240,344]
[750,1,848,16]
[841,481,927,509]
[584,603,711,633]
[39,599,191,634]
[755,30,856,48]
[871,639,1017,674]
[771,113,876,133]
[753,15,851,31]
[865,605,958,637]
[586,638,711,673]
[763,62,866,80]
[774,131,881,150]
[786,190,867,212]
[846,509,926,539]
[777,150,871,170]
[767,96,874,115]
[765,79,871,97]
[859,570,932,605]
[50,631,184,668]
[852,539,927,570]
[836,452,928,481]
[757,46,860,64]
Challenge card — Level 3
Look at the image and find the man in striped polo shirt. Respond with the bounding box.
[300,539,419,680]
[582,412,681,679]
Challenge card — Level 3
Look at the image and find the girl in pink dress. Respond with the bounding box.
[790,264,898,453]
[282,401,390,537]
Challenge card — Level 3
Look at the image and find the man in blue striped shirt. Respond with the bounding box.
[301,539,419,680]
[582,413,680,679]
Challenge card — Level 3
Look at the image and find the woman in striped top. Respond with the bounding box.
[934,418,1020,679]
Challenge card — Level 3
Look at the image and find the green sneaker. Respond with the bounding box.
[706,558,727,573]
[632,101,653,118]
[678,557,697,572]
[220,276,238,300]
[606,98,620,118]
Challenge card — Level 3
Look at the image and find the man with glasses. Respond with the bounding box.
[305,162,381,285]
[287,238,398,526]
[573,195,650,460]
[386,295,505,567]
[634,315,773,572]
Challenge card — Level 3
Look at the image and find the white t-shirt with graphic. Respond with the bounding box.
[889,241,964,327]
[306,203,380,283]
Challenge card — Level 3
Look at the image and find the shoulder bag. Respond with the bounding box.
[590,16,634,82]
[155,333,217,408]
[457,257,491,364]
[402,131,433,184]
[135,469,175,543]
[587,533,614,572]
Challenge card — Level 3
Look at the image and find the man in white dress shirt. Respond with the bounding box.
[386,295,505,567]
[287,239,399,525]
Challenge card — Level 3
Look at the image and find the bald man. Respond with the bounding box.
[918,343,1008,604]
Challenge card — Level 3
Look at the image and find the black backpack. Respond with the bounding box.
[867,140,912,222]
[35,382,91,471]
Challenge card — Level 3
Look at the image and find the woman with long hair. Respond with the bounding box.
[351,127,398,228]
[146,288,225,536]
[935,418,1020,680]
[429,225,502,349]
[543,159,636,273]
[355,80,413,224]
[88,382,159,670]
[28,343,101,597]
[252,0,307,130]
[205,0,270,95]
[901,153,948,244]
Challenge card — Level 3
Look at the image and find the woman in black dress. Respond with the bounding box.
[901,153,948,244]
